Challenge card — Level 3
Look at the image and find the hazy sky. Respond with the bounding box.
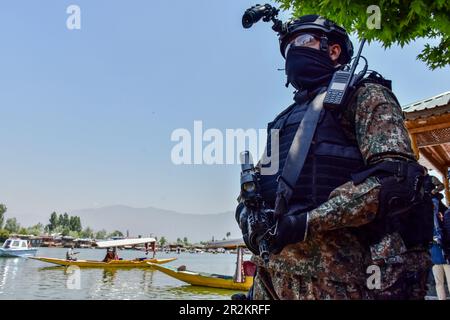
[1,0,449,225]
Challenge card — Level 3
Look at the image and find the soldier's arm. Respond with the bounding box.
[307,83,415,233]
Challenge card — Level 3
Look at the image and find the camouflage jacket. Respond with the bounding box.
[251,83,424,289]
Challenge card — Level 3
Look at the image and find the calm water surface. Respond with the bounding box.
[0,248,251,300]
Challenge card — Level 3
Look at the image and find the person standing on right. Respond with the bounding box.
[431,208,450,300]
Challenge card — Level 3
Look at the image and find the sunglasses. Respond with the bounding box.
[284,33,322,57]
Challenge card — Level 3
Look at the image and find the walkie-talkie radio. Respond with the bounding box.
[323,38,367,109]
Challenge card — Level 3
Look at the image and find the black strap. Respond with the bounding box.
[351,160,409,185]
[273,91,326,219]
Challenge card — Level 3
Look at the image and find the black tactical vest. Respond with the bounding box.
[259,92,365,211]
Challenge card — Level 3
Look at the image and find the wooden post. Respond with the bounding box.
[410,133,420,160]
[442,167,450,207]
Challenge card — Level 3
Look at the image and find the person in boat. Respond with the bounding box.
[103,248,117,262]
[113,247,119,260]
[66,245,79,261]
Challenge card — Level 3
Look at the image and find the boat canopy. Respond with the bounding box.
[205,238,246,249]
[94,237,156,248]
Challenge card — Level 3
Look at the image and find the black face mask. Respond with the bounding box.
[285,46,336,91]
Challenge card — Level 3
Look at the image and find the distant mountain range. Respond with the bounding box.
[70,205,240,243]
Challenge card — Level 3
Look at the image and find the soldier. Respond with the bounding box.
[235,14,433,300]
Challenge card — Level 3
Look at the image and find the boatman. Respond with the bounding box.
[103,248,116,262]
[66,245,79,261]
[235,13,433,300]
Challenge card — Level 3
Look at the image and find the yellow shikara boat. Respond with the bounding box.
[31,237,176,268]
[148,262,253,291]
[31,256,177,268]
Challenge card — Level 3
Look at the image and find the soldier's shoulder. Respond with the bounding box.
[353,82,400,108]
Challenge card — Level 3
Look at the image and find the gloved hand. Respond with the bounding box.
[235,202,248,233]
[235,203,258,255]
[270,212,308,255]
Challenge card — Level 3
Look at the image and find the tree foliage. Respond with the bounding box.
[95,229,108,240]
[275,0,450,69]
[0,204,6,229]
[108,230,124,238]
[4,218,20,234]
[81,227,94,239]
[0,229,10,242]
[159,236,167,247]
[48,212,58,232]
[47,212,82,234]
[27,223,45,236]
[69,216,82,233]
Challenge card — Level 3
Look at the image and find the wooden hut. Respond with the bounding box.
[403,91,450,204]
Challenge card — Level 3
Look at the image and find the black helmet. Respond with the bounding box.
[279,15,353,64]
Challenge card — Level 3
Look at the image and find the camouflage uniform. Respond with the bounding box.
[251,83,431,300]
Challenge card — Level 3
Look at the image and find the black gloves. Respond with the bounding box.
[235,203,257,255]
[236,202,309,256]
[235,202,248,231]
[270,212,308,255]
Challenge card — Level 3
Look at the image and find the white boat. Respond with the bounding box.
[0,238,38,257]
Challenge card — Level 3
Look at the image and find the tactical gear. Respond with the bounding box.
[284,33,321,57]
[235,203,252,250]
[259,87,364,211]
[279,15,354,64]
[351,160,434,248]
[285,47,336,91]
[270,211,308,255]
[237,155,275,263]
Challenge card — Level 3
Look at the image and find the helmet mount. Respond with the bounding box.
[242,5,354,65]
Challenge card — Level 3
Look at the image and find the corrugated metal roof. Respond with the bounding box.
[403,91,450,113]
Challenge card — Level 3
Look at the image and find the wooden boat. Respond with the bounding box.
[31,237,175,268]
[31,256,176,268]
[150,238,255,291]
[148,262,253,291]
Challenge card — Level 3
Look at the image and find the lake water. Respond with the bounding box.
[0,248,251,300]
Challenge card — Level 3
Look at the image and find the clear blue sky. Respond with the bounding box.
[0,0,449,225]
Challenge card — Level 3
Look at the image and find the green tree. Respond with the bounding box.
[48,212,58,232]
[61,228,71,237]
[18,227,28,235]
[58,213,70,229]
[183,237,189,246]
[76,216,82,232]
[4,218,20,234]
[64,213,70,228]
[68,230,80,238]
[0,229,10,242]
[95,229,107,240]
[58,214,64,228]
[159,236,167,247]
[226,232,231,239]
[27,223,44,236]
[108,230,124,238]
[0,204,6,229]
[275,0,450,69]
[69,216,82,233]
[176,237,182,245]
[80,227,94,239]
